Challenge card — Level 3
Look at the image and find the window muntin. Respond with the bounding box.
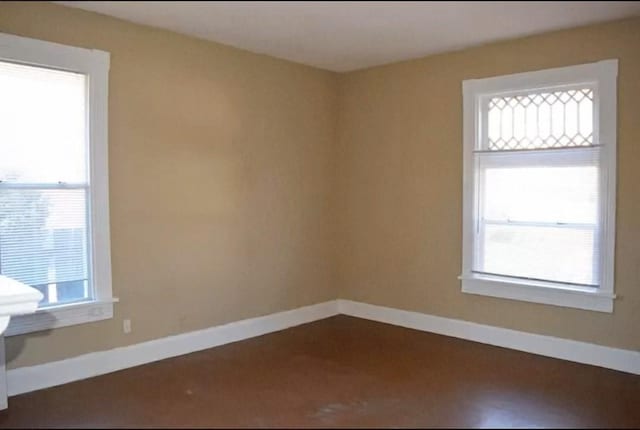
[0,61,87,183]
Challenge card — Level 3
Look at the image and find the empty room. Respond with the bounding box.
[0,1,639,428]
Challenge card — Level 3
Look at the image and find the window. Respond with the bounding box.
[460,60,617,313]
[0,33,115,335]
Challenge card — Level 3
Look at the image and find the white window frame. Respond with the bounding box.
[460,60,617,313]
[0,32,117,335]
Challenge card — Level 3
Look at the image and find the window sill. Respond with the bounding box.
[5,298,119,336]
[459,274,614,313]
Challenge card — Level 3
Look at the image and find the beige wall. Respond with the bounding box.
[336,17,640,351]
[1,2,638,370]
[0,2,339,368]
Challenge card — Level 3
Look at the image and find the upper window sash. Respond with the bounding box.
[464,60,617,149]
[479,85,596,152]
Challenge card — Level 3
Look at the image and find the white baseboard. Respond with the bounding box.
[338,299,640,375]
[7,300,339,396]
[8,298,639,397]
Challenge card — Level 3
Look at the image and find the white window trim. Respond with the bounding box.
[460,60,617,313]
[0,32,116,335]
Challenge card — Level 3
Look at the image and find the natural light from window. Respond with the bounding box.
[462,60,617,312]
[0,60,90,307]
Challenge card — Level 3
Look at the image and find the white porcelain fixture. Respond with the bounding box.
[0,275,43,409]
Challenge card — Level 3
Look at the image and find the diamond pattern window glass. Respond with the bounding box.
[486,88,594,151]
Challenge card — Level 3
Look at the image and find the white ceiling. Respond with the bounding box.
[55,1,640,72]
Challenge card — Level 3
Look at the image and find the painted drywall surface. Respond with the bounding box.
[336,17,640,351]
[0,2,339,368]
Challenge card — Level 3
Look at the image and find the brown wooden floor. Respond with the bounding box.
[1,315,639,428]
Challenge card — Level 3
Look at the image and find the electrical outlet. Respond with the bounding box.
[123,319,132,334]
